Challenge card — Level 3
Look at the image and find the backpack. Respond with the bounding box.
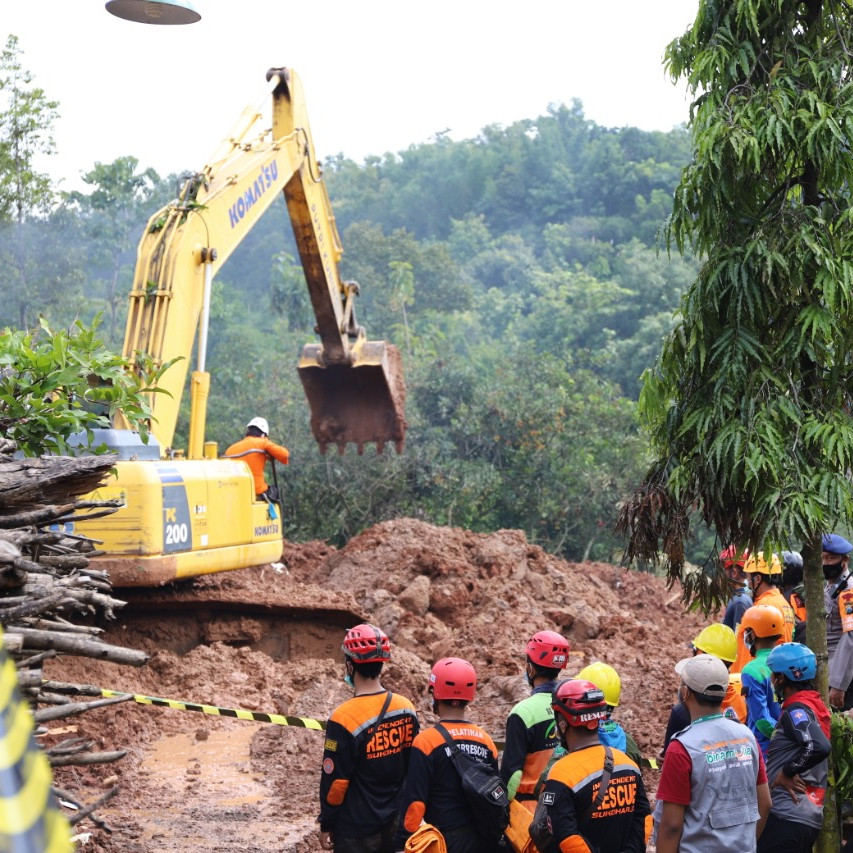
[435,723,510,842]
[529,746,614,853]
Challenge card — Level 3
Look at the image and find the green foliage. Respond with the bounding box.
[0,34,64,329]
[831,711,853,802]
[0,35,57,223]
[620,1,853,613]
[0,316,172,456]
[62,157,168,346]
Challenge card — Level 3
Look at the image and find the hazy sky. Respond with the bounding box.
[4,1,700,193]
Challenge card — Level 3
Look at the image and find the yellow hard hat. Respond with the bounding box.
[576,662,621,707]
[769,553,782,576]
[744,551,772,575]
[692,623,737,663]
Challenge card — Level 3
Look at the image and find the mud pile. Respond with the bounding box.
[47,519,708,851]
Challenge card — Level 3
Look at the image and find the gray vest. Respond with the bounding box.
[673,714,761,853]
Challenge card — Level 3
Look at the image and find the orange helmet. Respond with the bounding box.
[430,658,476,702]
[720,545,749,568]
[526,630,570,670]
[741,604,784,639]
[342,624,391,663]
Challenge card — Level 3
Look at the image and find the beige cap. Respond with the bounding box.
[675,653,728,700]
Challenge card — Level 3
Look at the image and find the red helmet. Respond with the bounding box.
[720,545,749,568]
[526,630,570,670]
[552,679,607,730]
[341,624,391,663]
[429,657,476,702]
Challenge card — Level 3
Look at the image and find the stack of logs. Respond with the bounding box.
[0,437,149,835]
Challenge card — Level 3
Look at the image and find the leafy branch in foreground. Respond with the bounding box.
[0,315,174,457]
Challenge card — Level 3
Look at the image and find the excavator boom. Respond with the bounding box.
[266,69,406,453]
[121,67,406,456]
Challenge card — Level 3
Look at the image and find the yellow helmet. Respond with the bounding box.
[744,551,772,575]
[692,623,737,663]
[576,662,621,707]
[769,553,782,576]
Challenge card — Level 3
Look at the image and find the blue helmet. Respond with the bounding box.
[766,643,816,682]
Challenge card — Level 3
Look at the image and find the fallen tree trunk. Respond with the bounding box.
[9,627,149,666]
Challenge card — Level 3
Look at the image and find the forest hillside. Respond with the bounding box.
[0,73,704,565]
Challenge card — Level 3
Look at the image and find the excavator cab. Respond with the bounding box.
[298,340,406,455]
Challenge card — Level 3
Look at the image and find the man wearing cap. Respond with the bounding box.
[822,532,853,710]
[655,654,771,853]
[223,416,290,500]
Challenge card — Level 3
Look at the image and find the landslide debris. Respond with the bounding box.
[47,518,707,851]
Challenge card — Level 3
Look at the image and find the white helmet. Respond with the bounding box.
[247,416,269,435]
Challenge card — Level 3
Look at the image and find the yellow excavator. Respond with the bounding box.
[72,68,406,587]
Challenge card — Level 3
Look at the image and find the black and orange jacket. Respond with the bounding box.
[319,691,418,837]
[539,743,650,853]
[396,719,500,843]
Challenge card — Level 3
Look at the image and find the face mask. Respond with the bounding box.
[525,670,535,688]
[344,672,354,688]
[744,629,757,656]
[823,561,844,580]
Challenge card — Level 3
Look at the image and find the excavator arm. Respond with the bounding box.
[118,67,406,456]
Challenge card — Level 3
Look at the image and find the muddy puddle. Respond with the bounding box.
[97,722,318,851]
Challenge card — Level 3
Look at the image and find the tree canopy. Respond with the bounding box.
[619,0,853,606]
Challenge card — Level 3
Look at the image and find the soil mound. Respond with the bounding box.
[47,519,707,851]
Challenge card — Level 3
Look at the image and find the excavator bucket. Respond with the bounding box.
[298,342,407,455]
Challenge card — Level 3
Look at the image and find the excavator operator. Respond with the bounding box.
[223,416,290,501]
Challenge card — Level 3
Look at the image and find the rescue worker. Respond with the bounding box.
[721,545,752,632]
[662,623,745,757]
[732,552,794,673]
[319,624,418,853]
[576,661,642,766]
[758,643,831,853]
[223,416,289,500]
[656,654,771,853]
[781,550,806,640]
[740,604,784,757]
[500,630,570,813]
[396,657,501,853]
[533,679,650,853]
[822,532,853,710]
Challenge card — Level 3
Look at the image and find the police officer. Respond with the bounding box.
[823,533,853,710]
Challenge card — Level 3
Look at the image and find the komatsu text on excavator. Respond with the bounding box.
[72,68,406,586]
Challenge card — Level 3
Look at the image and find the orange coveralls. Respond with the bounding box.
[223,436,289,496]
